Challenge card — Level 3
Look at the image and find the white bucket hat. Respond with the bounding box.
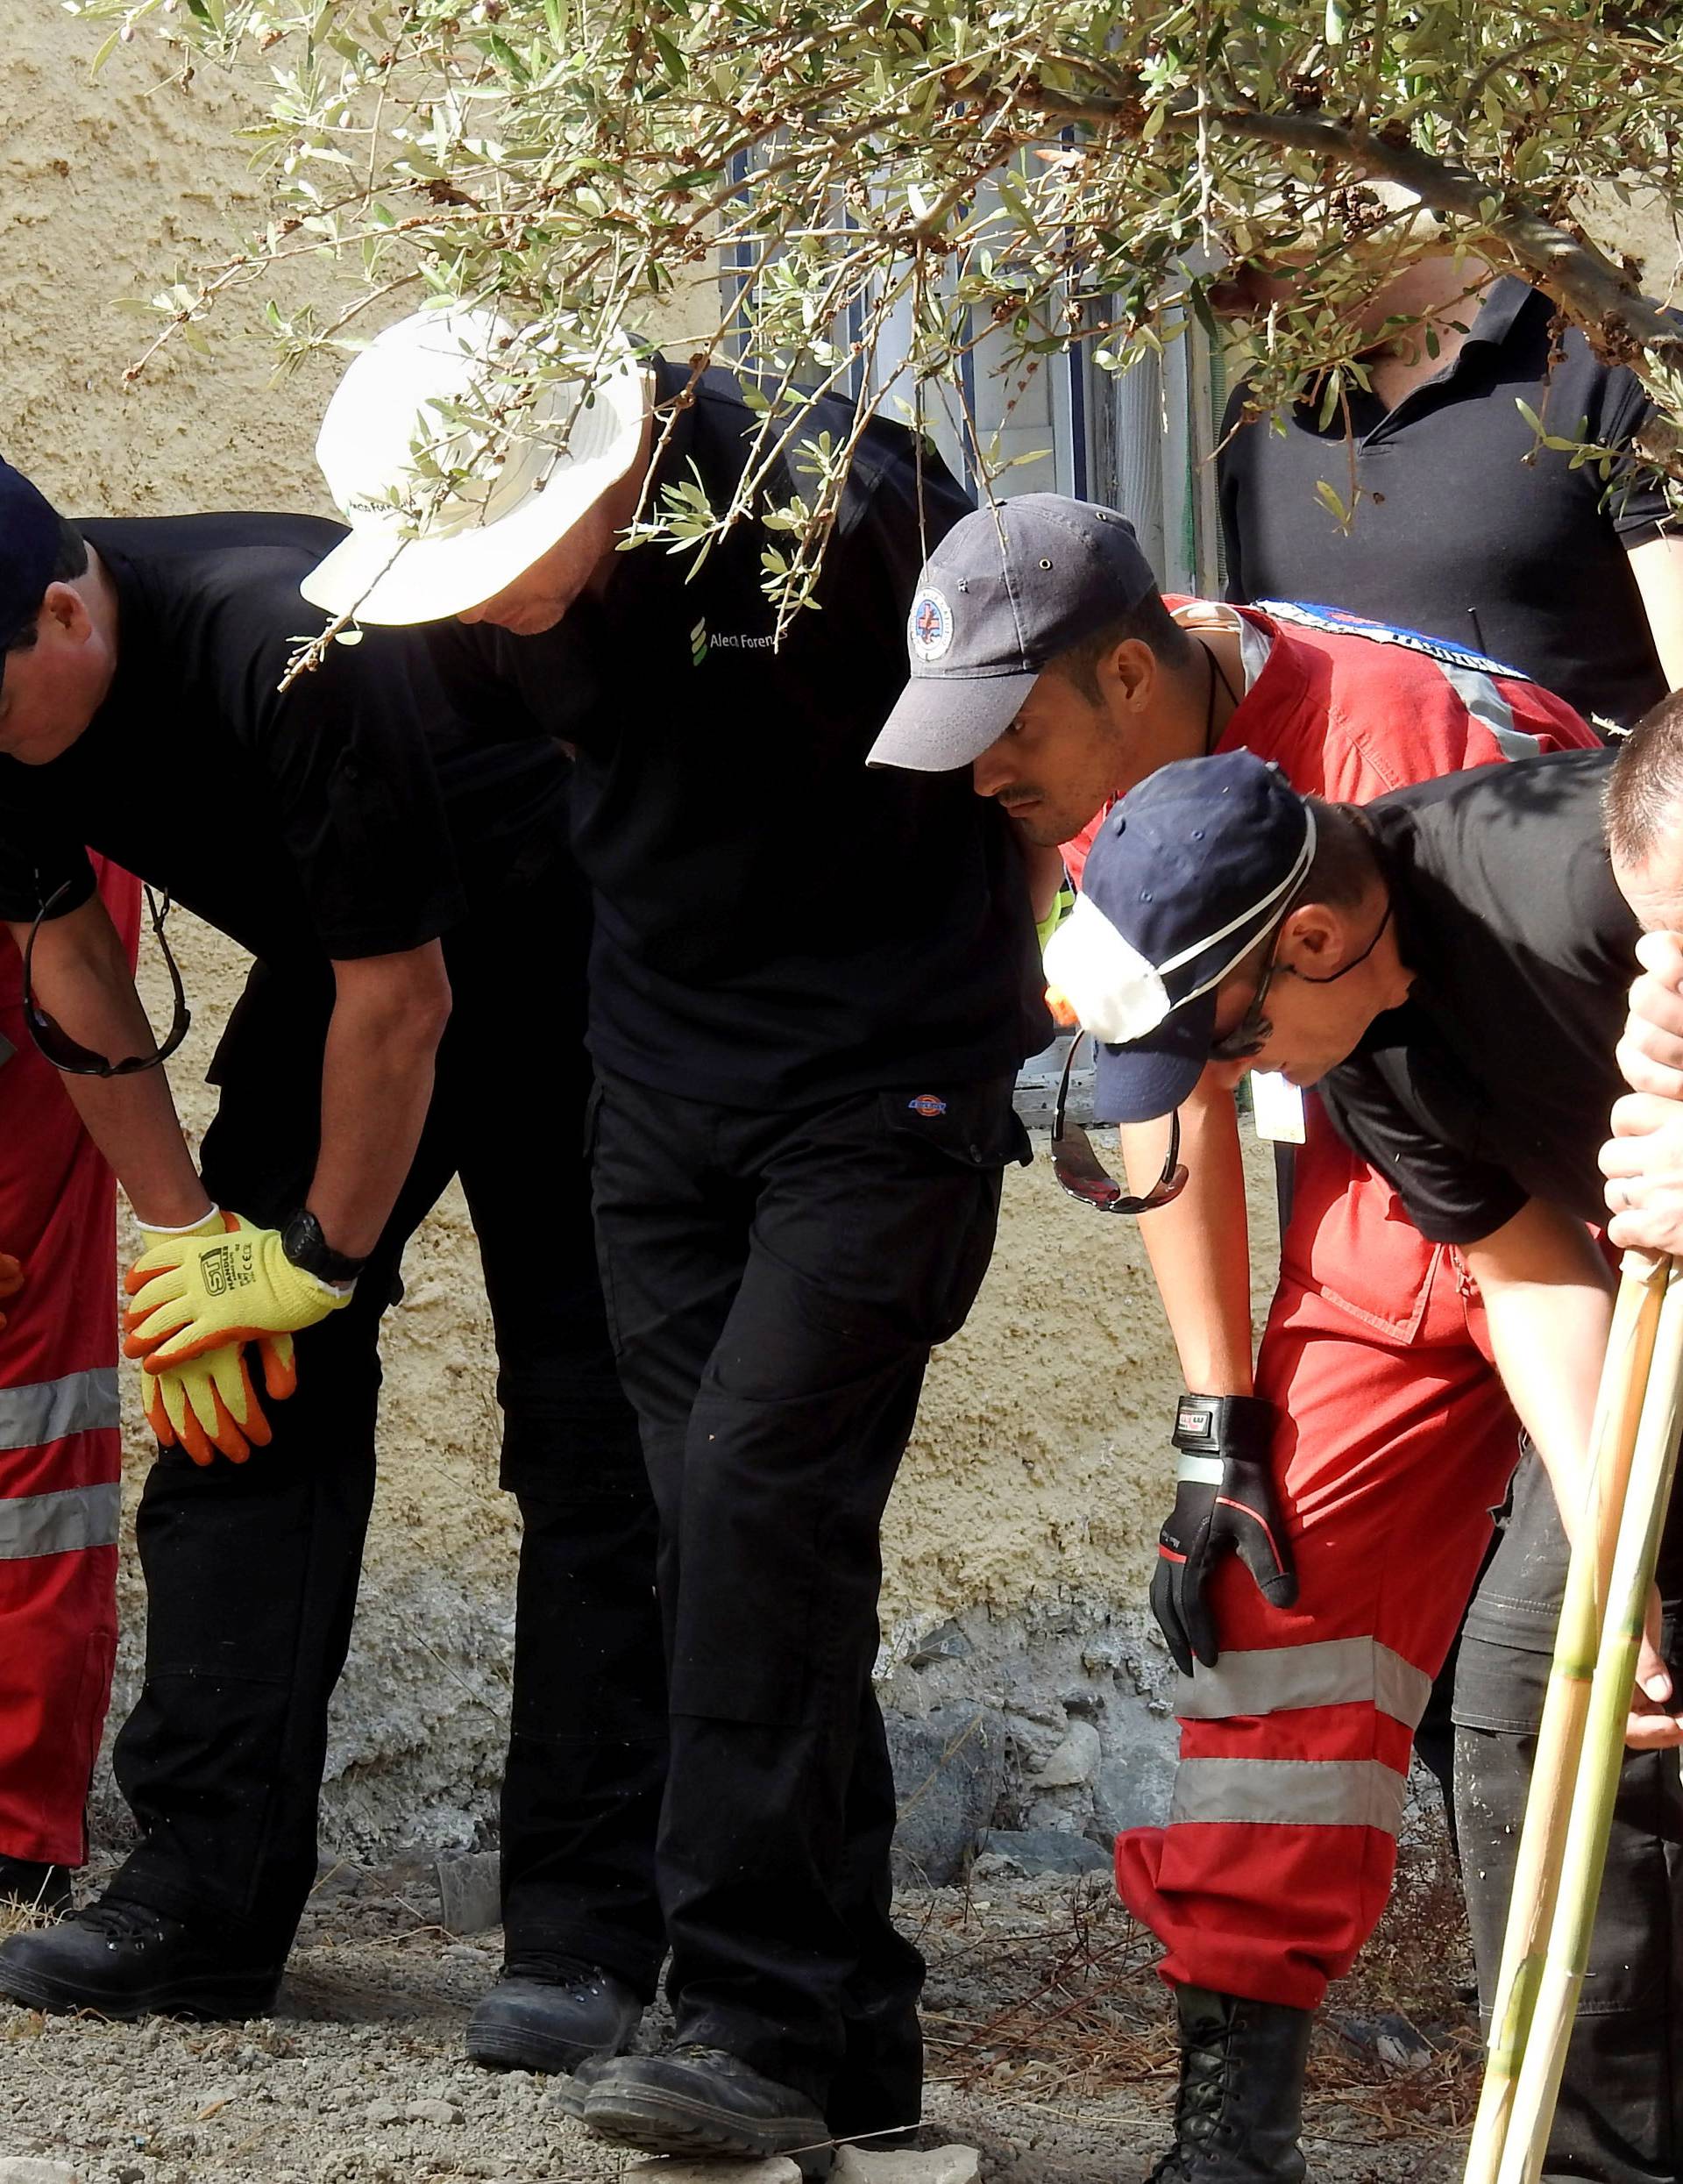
[302,305,648,626]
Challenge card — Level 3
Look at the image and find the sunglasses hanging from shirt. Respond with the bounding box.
[1050,1031,1188,1215]
[23,879,192,1077]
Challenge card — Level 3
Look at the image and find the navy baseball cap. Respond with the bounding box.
[1044,751,1316,1124]
[868,494,1161,771]
[0,460,65,692]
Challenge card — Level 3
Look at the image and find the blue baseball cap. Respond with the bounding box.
[1044,751,1316,1123]
[868,494,1160,772]
[0,460,66,694]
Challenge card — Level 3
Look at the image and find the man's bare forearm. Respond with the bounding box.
[1120,1067,1256,1394]
[308,944,452,1260]
[1467,1195,1681,1745]
[1465,1197,1616,1537]
[1021,838,1067,928]
[6,899,209,1228]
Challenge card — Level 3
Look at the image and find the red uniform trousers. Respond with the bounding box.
[0,860,139,1867]
[1115,1112,1521,2010]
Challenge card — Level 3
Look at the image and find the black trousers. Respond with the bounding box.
[589,1066,1024,2107]
[110,862,669,1985]
[1455,1458,1683,2184]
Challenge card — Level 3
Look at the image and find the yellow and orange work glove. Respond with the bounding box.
[127,1210,300,1465]
[125,1208,350,1372]
[144,1334,297,1467]
[0,1249,24,1333]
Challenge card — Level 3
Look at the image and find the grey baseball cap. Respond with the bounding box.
[868,494,1159,772]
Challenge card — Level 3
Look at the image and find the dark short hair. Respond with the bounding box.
[1047,590,1197,698]
[1605,690,1683,870]
[1221,796,1379,985]
[4,517,90,653]
[1296,796,1379,909]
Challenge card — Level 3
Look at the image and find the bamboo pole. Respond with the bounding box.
[1494,1253,1683,2184]
[1461,1254,1669,2184]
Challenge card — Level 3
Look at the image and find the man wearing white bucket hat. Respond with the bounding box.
[302,306,1048,2166]
[302,312,651,631]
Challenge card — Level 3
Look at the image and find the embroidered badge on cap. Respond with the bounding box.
[907,1093,948,1117]
[910,587,954,663]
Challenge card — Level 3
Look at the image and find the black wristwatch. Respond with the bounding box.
[281,1207,366,1286]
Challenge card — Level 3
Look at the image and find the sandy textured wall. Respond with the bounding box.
[4,3,1225,1858]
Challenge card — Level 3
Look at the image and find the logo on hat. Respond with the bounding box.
[910,587,954,663]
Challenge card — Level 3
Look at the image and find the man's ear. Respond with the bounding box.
[39,583,90,640]
[1278,900,1346,974]
[1104,637,1159,714]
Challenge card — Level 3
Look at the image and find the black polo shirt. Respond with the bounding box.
[428,360,1048,1109]
[0,513,570,969]
[1219,279,1673,728]
[1315,745,1683,1604]
[1318,745,1633,1245]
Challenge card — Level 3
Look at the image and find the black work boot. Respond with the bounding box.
[577,2044,834,2177]
[0,1896,281,2020]
[0,1856,74,1918]
[466,1952,643,2073]
[1147,1984,1313,2183]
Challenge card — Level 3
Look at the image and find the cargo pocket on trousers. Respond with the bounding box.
[876,1081,1027,1346]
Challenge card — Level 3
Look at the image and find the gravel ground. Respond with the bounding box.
[1,1842,1471,2184]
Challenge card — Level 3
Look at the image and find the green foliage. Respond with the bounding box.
[77,0,1683,604]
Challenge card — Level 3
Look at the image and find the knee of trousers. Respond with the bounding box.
[500,1409,650,1505]
[663,1377,911,1725]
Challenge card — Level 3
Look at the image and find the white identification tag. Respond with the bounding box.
[1250,1071,1305,1145]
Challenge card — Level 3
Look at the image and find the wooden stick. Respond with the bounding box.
[1494,1253,1683,2184]
[1461,1253,1668,2184]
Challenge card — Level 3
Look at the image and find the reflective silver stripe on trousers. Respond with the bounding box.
[1171,1756,1410,1835]
[0,1482,122,1561]
[1438,665,1544,764]
[1175,1636,1433,1729]
[0,1366,120,1453]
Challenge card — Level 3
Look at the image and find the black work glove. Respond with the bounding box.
[1149,1393,1298,1675]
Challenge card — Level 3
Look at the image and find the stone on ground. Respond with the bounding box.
[973,1827,1111,1878]
[834,2146,981,2184]
[625,2161,801,2184]
[436,1848,502,1936]
[884,1705,1007,1887]
[1030,1719,1102,1789]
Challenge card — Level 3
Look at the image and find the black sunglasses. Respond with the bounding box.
[1049,1032,1189,1214]
[23,879,191,1076]
[1208,920,1287,1064]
